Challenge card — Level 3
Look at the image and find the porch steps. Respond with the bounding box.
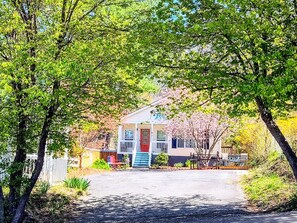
[133,152,150,168]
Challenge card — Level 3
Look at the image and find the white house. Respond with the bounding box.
[117,99,222,167]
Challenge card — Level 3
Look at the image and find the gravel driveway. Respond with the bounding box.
[70,170,297,223]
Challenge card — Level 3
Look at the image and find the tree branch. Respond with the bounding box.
[79,0,106,21]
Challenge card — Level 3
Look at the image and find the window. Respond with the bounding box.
[156,142,167,152]
[175,131,210,149]
[185,139,196,148]
[177,138,184,148]
[177,138,196,148]
[157,130,166,141]
[124,130,134,140]
[202,138,210,150]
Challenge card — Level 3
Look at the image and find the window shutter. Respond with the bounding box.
[172,138,177,149]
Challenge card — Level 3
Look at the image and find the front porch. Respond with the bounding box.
[117,123,169,167]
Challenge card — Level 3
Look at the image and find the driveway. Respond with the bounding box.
[70,170,297,222]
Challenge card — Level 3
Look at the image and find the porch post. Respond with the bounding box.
[151,124,154,141]
[167,134,170,154]
[134,123,138,151]
[118,125,123,153]
[131,123,138,167]
[150,123,154,152]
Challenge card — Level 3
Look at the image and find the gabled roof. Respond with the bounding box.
[121,97,168,124]
[122,97,167,120]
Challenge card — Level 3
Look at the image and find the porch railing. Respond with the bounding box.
[148,141,152,167]
[132,141,137,167]
[119,140,135,153]
[151,141,168,154]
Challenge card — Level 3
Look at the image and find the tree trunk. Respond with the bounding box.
[12,133,48,223]
[0,186,4,223]
[79,155,82,169]
[8,114,27,216]
[12,103,57,223]
[255,97,297,181]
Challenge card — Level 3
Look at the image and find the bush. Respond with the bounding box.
[174,162,184,168]
[92,159,111,170]
[154,153,168,166]
[185,159,191,168]
[35,181,51,196]
[64,177,90,191]
[122,154,130,168]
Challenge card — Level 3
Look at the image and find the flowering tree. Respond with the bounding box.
[71,122,100,169]
[165,112,229,166]
[70,115,119,168]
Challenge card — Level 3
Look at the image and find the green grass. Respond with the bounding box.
[242,152,297,211]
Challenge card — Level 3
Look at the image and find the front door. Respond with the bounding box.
[140,129,150,152]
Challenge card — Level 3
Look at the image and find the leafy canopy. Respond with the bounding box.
[135,0,297,116]
[0,0,151,156]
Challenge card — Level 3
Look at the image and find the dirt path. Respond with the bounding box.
[69,170,297,223]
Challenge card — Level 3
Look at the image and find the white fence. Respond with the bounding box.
[24,154,68,184]
[0,153,12,183]
[0,153,68,185]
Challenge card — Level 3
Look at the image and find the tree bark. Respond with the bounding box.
[12,103,57,223]
[0,186,4,223]
[8,114,27,217]
[79,155,82,169]
[255,96,297,181]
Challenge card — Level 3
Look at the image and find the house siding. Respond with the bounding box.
[167,137,221,157]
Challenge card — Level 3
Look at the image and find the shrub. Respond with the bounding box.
[185,159,191,168]
[122,154,130,168]
[92,159,111,170]
[64,177,90,191]
[35,181,51,196]
[241,151,297,211]
[154,153,168,166]
[174,162,184,168]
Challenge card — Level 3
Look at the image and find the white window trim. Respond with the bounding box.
[156,130,166,142]
[176,138,196,149]
[124,130,134,141]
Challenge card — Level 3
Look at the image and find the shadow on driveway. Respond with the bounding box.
[70,193,249,222]
[69,170,297,223]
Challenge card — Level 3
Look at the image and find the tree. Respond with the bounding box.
[71,121,100,169]
[165,112,229,165]
[159,89,231,165]
[0,0,149,222]
[228,117,274,164]
[70,115,119,168]
[135,0,297,180]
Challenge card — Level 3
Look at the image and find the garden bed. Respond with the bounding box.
[149,166,190,171]
[219,166,249,170]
